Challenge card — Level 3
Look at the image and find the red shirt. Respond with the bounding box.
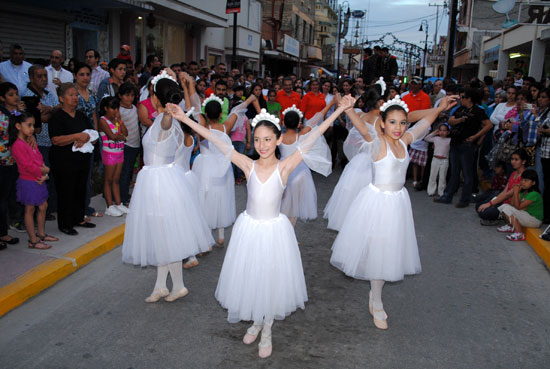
[402,90,431,112]
[276,90,301,119]
[503,171,522,204]
[204,87,214,98]
[11,138,44,180]
[300,92,326,120]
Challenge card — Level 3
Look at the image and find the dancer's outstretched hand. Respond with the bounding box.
[338,95,356,111]
[438,95,459,111]
[166,103,185,121]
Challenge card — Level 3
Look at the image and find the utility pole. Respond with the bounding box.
[445,0,458,78]
[232,12,238,69]
[429,2,448,76]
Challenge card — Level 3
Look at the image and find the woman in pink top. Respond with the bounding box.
[8,113,58,249]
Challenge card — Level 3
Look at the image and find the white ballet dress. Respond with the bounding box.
[215,162,308,323]
[323,118,377,231]
[192,126,236,229]
[122,114,214,266]
[279,134,318,221]
[330,136,422,282]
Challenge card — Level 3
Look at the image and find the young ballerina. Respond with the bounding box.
[183,72,260,246]
[8,113,58,249]
[167,95,355,359]
[279,102,334,226]
[330,94,458,330]
[122,70,214,302]
[98,97,129,217]
[324,83,386,231]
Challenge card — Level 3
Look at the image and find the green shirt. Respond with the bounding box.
[267,101,282,117]
[201,96,229,123]
[522,191,543,221]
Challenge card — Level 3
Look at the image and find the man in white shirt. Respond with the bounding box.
[45,50,73,97]
[0,44,32,94]
[85,48,109,94]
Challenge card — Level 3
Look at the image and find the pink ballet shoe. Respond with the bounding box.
[145,288,169,303]
[243,325,262,344]
[165,288,189,302]
[373,309,388,330]
[258,333,272,358]
[183,259,199,269]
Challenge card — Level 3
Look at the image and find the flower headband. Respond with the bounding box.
[251,109,281,131]
[380,96,409,113]
[202,94,223,108]
[152,70,177,92]
[375,77,386,95]
[281,104,303,119]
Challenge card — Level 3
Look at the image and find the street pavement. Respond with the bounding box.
[1,169,549,369]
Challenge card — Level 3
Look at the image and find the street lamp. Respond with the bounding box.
[419,19,429,82]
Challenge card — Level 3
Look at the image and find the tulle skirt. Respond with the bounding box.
[215,211,308,323]
[280,162,317,221]
[330,183,421,282]
[122,164,214,266]
[192,153,236,229]
[323,152,373,231]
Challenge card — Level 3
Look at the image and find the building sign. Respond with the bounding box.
[283,34,300,57]
[343,48,361,54]
[483,45,500,64]
[518,2,550,25]
[226,0,241,14]
[352,10,365,18]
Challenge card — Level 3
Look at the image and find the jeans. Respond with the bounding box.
[120,145,140,204]
[541,158,550,220]
[0,165,17,237]
[38,146,57,214]
[232,141,245,179]
[442,142,477,204]
[535,147,544,194]
[475,190,500,220]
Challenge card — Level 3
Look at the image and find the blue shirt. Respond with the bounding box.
[21,86,59,147]
[0,60,32,95]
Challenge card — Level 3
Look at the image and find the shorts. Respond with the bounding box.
[102,151,124,166]
[409,148,427,166]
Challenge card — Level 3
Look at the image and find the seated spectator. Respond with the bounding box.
[477,150,527,224]
[497,169,543,241]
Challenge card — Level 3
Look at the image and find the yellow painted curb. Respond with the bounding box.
[525,228,550,269]
[0,224,125,318]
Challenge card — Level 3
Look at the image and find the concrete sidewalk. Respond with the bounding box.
[0,195,126,317]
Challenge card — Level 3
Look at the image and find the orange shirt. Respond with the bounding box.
[300,92,326,120]
[402,90,431,112]
[276,90,302,119]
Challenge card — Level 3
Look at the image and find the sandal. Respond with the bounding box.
[28,239,52,250]
[91,211,103,217]
[38,234,59,242]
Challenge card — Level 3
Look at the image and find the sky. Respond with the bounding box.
[343,0,450,50]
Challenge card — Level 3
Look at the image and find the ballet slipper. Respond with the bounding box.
[145,288,169,303]
[373,309,388,330]
[243,325,262,344]
[164,288,189,302]
[183,259,199,269]
[258,333,272,358]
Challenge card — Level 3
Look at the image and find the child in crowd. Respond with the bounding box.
[408,122,430,190]
[99,97,129,217]
[0,82,25,115]
[266,89,282,117]
[424,123,451,197]
[8,113,58,249]
[491,162,508,192]
[118,83,140,206]
[497,169,543,241]
[229,100,249,185]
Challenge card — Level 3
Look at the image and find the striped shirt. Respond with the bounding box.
[120,105,140,148]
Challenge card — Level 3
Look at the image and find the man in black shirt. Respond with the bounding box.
[436,88,492,207]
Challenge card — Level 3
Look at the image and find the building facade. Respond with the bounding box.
[314,0,337,69]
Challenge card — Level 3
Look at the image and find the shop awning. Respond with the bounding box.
[263,50,306,63]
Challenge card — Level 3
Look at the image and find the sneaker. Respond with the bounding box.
[506,232,525,241]
[497,224,514,233]
[105,205,123,217]
[116,204,130,214]
[9,222,26,233]
[480,219,500,226]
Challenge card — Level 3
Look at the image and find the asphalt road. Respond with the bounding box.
[1,169,549,369]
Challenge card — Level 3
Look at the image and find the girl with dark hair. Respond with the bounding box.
[8,113,58,249]
[246,82,267,121]
[118,82,140,206]
[497,169,542,241]
[279,101,335,227]
[324,83,385,231]
[167,94,355,359]
[331,95,458,330]
[122,70,214,303]
[183,72,260,247]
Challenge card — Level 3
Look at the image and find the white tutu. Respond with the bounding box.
[215,211,308,323]
[330,183,421,281]
[192,132,236,229]
[323,151,373,231]
[280,162,317,220]
[122,164,214,266]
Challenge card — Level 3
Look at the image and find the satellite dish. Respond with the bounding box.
[492,0,518,28]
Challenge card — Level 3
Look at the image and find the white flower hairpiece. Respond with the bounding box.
[251,109,281,131]
[281,104,303,119]
[152,70,177,92]
[202,94,223,108]
[375,77,386,95]
[380,95,409,113]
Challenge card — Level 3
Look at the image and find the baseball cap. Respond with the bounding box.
[410,76,422,84]
[121,45,131,51]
